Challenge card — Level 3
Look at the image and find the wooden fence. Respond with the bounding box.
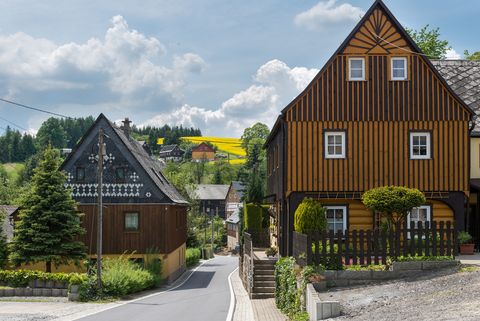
[293,221,457,267]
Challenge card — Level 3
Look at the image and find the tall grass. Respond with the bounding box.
[186,248,201,268]
[101,256,156,297]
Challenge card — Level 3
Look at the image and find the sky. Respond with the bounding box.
[0,0,478,137]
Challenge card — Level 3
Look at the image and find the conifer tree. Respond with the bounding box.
[9,147,86,272]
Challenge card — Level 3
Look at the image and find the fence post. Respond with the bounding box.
[424,221,430,257]
[366,230,372,265]
[328,230,335,267]
[395,221,401,260]
[314,231,320,266]
[380,229,387,265]
[432,221,438,256]
[402,219,408,257]
[373,229,379,265]
[344,230,350,266]
[446,221,452,257]
[359,230,365,265]
[439,221,445,256]
[417,221,423,256]
[352,230,358,265]
[336,230,344,266]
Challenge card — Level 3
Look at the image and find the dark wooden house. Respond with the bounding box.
[265,0,474,256]
[159,144,185,162]
[190,184,229,219]
[61,114,188,281]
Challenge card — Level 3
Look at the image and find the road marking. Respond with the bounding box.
[226,267,239,321]
[70,259,212,321]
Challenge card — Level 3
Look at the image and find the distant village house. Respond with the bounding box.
[191,142,215,162]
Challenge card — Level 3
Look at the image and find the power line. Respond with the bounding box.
[0,116,27,131]
[0,98,71,119]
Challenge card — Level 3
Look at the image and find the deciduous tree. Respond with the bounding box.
[406,25,450,59]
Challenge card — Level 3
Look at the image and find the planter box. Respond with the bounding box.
[371,271,395,280]
[45,280,54,289]
[32,288,43,296]
[460,244,475,255]
[422,260,458,270]
[52,288,62,296]
[337,270,372,280]
[0,289,4,296]
[54,281,67,289]
[312,281,327,292]
[28,280,35,288]
[41,288,52,297]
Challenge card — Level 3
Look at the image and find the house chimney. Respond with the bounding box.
[122,117,132,137]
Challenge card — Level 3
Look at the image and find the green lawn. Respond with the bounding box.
[2,163,24,182]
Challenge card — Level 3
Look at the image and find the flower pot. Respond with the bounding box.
[460,243,475,255]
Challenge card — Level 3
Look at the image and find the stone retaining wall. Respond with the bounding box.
[0,278,71,298]
[316,260,459,289]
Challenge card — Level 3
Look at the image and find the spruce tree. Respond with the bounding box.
[9,147,86,272]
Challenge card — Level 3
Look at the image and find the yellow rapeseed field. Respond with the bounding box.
[181,136,246,164]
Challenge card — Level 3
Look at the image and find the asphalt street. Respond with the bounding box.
[77,255,238,321]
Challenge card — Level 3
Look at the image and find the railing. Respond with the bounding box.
[293,221,457,267]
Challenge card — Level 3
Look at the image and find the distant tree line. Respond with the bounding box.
[133,124,202,153]
[0,116,202,163]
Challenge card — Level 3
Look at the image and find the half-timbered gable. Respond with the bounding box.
[266,0,473,256]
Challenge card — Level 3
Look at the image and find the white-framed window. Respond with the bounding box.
[410,132,431,159]
[391,57,408,80]
[125,212,139,231]
[325,206,347,233]
[348,57,365,81]
[407,206,431,238]
[325,131,346,159]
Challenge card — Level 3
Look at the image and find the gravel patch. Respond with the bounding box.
[319,267,480,321]
[0,297,120,321]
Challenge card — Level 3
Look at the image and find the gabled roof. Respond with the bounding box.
[160,144,182,153]
[431,60,480,129]
[62,114,187,204]
[266,0,473,145]
[192,142,215,152]
[191,184,229,200]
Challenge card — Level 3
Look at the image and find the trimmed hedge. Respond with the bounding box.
[0,269,87,287]
[244,203,269,230]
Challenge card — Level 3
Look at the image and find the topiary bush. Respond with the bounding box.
[294,198,327,234]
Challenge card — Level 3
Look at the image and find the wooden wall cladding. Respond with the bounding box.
[78,204,187,255]
[285,55,470,123]
[286,120,469,194]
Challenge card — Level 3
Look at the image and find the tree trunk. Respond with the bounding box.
[46,261,52,273]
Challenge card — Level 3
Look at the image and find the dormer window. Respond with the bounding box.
[348,58,365,81]
[391,57,407,80]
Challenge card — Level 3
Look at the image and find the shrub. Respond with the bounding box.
[101,256,156,297]
[346,264,387,271]
[186,248,201,268]
[144,248,163,285]
[244,204,269,230]
[362,186,426,230]
[395,255,454,262]
[294,198,326,234]
[458,231,473,244]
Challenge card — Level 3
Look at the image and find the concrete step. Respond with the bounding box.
[253,281,275,288]
[251,293,275,299]
[254,275,275,282]
[252,286,275,294]
[253,260,277,266]
[254,269,275,275]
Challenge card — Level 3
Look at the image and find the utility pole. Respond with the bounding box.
[96,128,105,291]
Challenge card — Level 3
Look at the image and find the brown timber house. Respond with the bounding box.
[61,114,188,281]
[265,0,474,256]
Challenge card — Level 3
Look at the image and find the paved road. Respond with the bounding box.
[78,255,238,321]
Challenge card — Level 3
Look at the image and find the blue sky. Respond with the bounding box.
[0,0,478,136]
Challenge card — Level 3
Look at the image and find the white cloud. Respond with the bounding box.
[142,59,319,136]
[294,0,364,31]
[0,15,205,104]
[445,48,461,60]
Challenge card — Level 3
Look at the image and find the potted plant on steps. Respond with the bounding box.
[458,231,475,255]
